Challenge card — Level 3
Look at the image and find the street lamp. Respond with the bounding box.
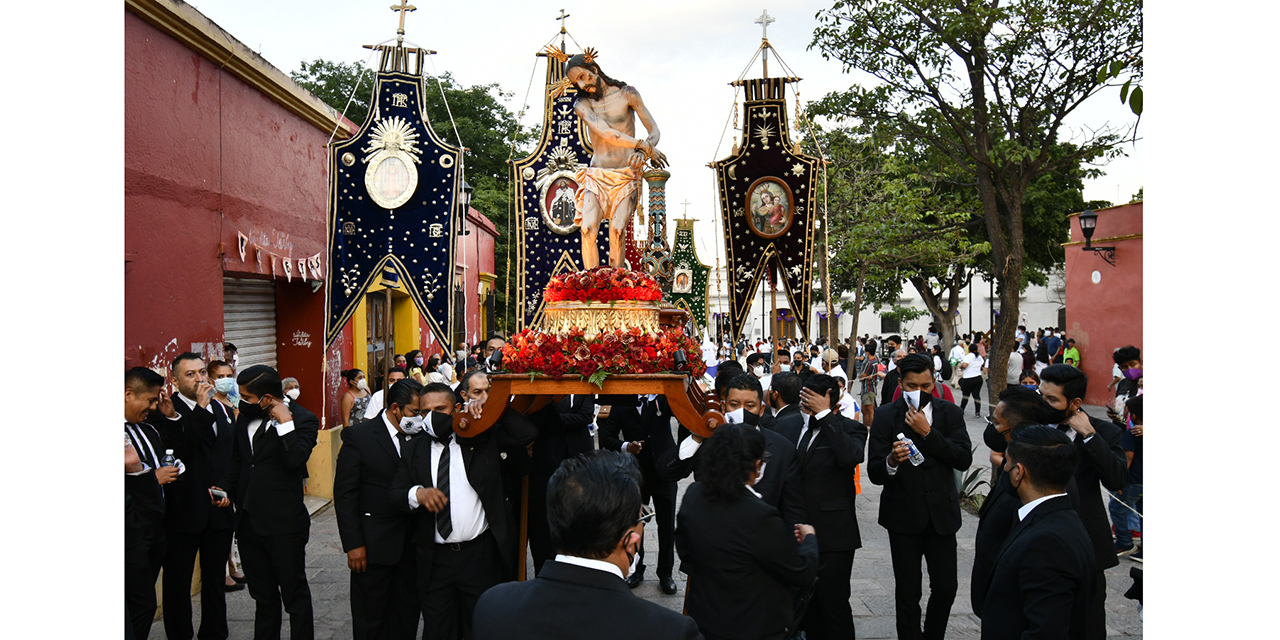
[1077,209,1115,266]
[457,180,474,236]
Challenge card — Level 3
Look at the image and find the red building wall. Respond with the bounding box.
[124,8,353,427]
[1064,202,1143,406]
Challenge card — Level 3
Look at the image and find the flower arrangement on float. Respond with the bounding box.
[501,325,706,387]
[544,266,663,303]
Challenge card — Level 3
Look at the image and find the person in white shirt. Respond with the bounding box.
[364,366,408,420]
[948,340,968,388]
[925,323,940,350]
[958,343,988,417]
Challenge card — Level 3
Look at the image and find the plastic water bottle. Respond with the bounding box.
[897,433,925,466]
[161,449,177,468]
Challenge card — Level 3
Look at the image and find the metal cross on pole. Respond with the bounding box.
[754,9,775,77]
[557,9,570,50]
[391,0,417,41]
[680,199,692,219]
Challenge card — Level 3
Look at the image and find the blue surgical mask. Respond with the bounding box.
[213,378,236,395]
[1022,384,1038,390]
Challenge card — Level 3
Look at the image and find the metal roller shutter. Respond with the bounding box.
[223,277,278,368]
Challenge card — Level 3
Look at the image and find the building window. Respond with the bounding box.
[880,316,901,334]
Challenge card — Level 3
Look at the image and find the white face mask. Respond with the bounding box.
[624,534,641,578]
[285,388,300,401]
[751,461,767,486]
[903,389,922,410]
[725,407,745,424]
[399,414,426,434]
[356,379,369,392]
[752,365,765,377]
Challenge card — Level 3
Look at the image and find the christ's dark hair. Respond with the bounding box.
[566,55,627,95]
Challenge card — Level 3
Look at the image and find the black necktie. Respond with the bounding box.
[396,432,410,457]
[435,435,453,540]
[798,424,815,453]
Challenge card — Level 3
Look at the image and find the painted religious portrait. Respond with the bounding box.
[673,268,693,293]
[542,176,580,235]
[745,177,793,238]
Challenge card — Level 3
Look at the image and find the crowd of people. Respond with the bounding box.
[125,326,1142,640]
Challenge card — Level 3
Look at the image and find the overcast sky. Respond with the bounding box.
[190,0,1143,268]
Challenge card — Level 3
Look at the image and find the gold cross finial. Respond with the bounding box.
[755,9,775,40]
[391,1,417,38]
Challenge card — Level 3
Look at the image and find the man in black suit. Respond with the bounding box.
[473,451,702,640]
[656,373,807,523]
[971,386,1058,617]
[151,353,237,640]
[391,370,538,640]
[125,367,177,640]
[868,354,973,640]
[226,364,320,640]
[1037,365,1130,640]
[980,426,1096,640]
[598,392,678,594]
[768,371,804,446]
[335,379,432,640]
[793,373,868,640]
[527,394,596,575]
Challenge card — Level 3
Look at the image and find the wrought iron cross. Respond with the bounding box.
[755,9,775,40]
[391,1,417,37]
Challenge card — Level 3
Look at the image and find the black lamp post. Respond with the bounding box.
[1077,209,1115,266]
[457,180,474,236]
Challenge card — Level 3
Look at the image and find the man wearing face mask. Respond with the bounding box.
[598,390,679,594]
[1036,364,1128,640]
[335,379,429,640]
[154,353,236,640]
[746,352,769,385]
[364,367,409,420]
[656,373,807,526]
[793,373,868,640]
[283,377,301,401]
[473,451,701,640]
[867,354,972,640]
[391,370,538,640]
[970,386,1078,618]
[979,426,1096,640]
[225,364,320,640]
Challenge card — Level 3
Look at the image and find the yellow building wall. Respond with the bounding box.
[352,282,422,375]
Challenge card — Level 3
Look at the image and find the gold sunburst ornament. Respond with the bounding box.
[362,116,423,210]
[582,47,598,64]
[754,123,775,150]
[549,77,574,99]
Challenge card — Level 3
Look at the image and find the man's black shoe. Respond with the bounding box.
[660,576,677,595]
[626,571,644,589]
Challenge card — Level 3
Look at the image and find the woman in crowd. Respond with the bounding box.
[958,342,988,417]
[424,354,448,385]
[339,368,371,428]
[676,424,819,640]
[1019,370,1040,390]
[404,349,426,384]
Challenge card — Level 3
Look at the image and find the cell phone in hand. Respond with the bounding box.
[210,488,228,502]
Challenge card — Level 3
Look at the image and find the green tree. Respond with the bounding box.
[291,59,532,336]
[811,0,1141,400]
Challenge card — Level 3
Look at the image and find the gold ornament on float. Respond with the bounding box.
[362,116,422,210]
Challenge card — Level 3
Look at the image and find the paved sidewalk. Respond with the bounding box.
[151,403,1142,639]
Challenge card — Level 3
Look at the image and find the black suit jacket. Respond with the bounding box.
[473,560,702,640]
[598,395,676,481]
[655,417,807,526]
[390,410,538,577]
[796,410,868,552]
[771,404,803,446]
[125,464,166,563]
[979,496,1096,640]
[676,483,819,639]
[151,397,236,534]
[880,369,901,407]
[867,397,973,536]
[334,413,416,565]
[225,400,320,536]
[1062,414,1130,570]
[531,395,595,479]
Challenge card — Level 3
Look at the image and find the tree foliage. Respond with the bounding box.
[811,0,1141,400]
[291,59,533,335]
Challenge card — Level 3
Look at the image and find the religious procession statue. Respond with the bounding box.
[548,46,668,269]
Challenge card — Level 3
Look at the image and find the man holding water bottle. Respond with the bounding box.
[868,354,973,640]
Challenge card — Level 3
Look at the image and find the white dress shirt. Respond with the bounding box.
[796,409,832,452]
[406,429,489,544]
[554,554,624,580]
[382,411,406,457]
[620,395,658,453]
[886,402,933,476]
[1018,493,1070,521]
[246,407,295,455]
[364,389,385,420]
